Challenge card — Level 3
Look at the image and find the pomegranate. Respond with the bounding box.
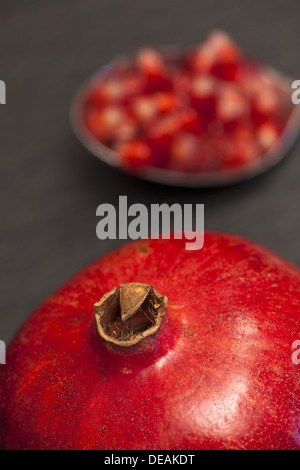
[82,31,295,174]
[0,233,300,450]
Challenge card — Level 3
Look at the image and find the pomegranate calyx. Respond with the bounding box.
[94,283,167,346]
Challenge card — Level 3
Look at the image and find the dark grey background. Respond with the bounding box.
[0,0,299,343]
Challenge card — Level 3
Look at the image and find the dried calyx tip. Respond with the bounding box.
[94,283,167,347]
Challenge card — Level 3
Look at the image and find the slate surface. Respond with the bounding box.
[0,0,300,342]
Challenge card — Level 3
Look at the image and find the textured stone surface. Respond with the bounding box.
[0,0,300,342]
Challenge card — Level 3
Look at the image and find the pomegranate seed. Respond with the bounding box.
[220,135,259,168]
[116,141,152,170]
[257,122,279,150]
[123,73,145,96]
[132,95,157,122]
[253,88,279,116]
[150,114,182,139]
[85,81,124,106]
[101,105,124,127]
[85,106,126,141]
[155,92,180,113]
[207,30,242,64]
[171,133,199,170]
[82,30,293,174]
[191,76,216,98]
[136,48,166,76]
[180,108,202,134]
[114,118,137,142]
[190,31,242,74]
[100,80,124,101]
[173,71,192,93]
[189,46,215,74]
[217,85,249,122]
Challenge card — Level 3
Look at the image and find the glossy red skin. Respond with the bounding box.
[1,233,300,450]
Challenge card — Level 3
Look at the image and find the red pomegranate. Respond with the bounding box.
[1,233,300,450]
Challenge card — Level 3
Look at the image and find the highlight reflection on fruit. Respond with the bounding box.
[79,31,296,176]
[1,233,300,449]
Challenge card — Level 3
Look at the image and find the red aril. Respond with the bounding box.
[207,30,243,64]
[228,136,260,168]
[112,117,137,143]
[177,107,202,135]
[191,75,216,99]
[189,75,217,124]
[90,80,124,104]
[136,48,166,77]
[1,234,300,450]
[154,92,181,114]
[216,85,249,126]
[131,95,158,123]
[85,105,126,142]
[170,133,200,171]
[173,70,192,93]
[252,88,280,118]
[189,45,215,74]
[136,48,173,93]
[82,31,295,174]
[115,140,153,170]
[149,114,181,138]
[207,31,244,81]
[256,122,280,151]
[123,72,145,96]
[190,31,243,80]
[148,113,182,149]
[147,111,200,168]
[217,123,260,169]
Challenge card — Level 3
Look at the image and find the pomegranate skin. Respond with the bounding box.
[1,233,300,450]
